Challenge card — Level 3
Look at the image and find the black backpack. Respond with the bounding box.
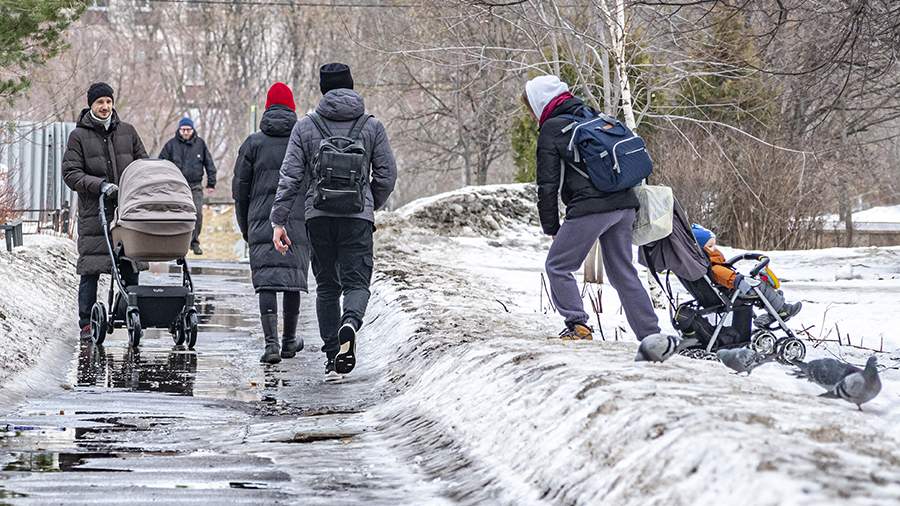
[308,112,371,214]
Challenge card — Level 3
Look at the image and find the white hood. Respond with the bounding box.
[525,75,570,119]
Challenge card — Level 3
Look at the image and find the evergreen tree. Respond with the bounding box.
[0,0,84,102]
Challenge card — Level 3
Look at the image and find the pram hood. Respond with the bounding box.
[112,159,196,235]
[638,198,709,282]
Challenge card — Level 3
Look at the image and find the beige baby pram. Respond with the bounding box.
[89,159,200,348]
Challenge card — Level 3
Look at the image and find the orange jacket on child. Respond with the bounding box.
[704,245,737,289]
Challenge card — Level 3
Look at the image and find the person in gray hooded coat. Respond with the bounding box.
[271,63,397,382]
[233,82,310,364]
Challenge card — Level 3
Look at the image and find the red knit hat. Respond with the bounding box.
[265,82,295,111]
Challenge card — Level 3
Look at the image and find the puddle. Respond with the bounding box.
[229,481,270,489]
[2,451,126,473]
[278,431,359,444]
[0,487,28,499]
[170,264,249,278]
[77,342,198,396]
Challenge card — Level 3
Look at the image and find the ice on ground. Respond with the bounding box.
[368,184,900,505]
[0,235,79,399]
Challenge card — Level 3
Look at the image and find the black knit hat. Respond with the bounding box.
[319,63,354,94]
[87,82,114,106]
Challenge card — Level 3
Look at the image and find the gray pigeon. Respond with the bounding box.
[820,356,882,411]
[790,358,861,390]
[635,333,695,362]
[716,347,775,375]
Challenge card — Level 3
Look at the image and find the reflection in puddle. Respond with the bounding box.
[77,341,198,396]
[2,451,126,473]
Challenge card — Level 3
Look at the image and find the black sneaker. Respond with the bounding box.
[191,244,203,255]
[324,359,343,383]
[335,320,357,374]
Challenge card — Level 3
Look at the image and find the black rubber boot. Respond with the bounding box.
[259,314,281,364]
[281,311,303,359]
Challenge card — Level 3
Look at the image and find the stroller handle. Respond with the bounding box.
[749,257,770,277]
[725,252,765,266]
[725,252,770,278]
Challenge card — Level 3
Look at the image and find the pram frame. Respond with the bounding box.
[652,252,805,361]
[90,193,198,348]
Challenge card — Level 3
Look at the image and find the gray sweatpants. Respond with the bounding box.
[545,209,660,340]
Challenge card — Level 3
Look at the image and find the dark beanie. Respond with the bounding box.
[319,63,354,94]
[179,117,194,129]
[87,82,114,106]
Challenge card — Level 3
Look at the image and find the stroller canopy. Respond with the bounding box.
[112,159,196,235]
[638,198,709,282]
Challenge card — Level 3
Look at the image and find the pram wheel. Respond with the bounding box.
[90,302,108,345]
[173,322,186,346]
[679,348,717,361]
[750,330,777,356]
[127,310,142,348]
[185,310,198,349]
[777,338,806,364]
[172,310,198,348]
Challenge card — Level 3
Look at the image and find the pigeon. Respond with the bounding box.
[716,347,775,375]
[635,333,695,362]
[820,356,882,411]
[790,358,861,390]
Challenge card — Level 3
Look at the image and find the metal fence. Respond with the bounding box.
[1,121,77,227]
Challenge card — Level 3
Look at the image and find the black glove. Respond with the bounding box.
[100,182,119,199]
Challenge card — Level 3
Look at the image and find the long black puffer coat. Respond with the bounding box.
[62,108,148,275]
[232,105,309,292]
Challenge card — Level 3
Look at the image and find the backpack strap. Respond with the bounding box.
[307,112,334,139]
[347,114,372,141]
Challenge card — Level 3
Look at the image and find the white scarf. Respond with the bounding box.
[90,109,112,131]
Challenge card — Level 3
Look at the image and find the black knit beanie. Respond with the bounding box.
[319,63,354,94]
[87,82,114,106]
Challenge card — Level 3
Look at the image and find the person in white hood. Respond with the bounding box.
[523,75,660,342]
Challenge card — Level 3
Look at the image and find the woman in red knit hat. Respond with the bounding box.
[232,82,310,364]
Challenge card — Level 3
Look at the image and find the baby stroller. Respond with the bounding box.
[639,200,806,363]
[88,159,200,348]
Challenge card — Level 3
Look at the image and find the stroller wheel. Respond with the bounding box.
[750,330,777,356]
[90,302,108,346]
[127,310,142,348]
[185,310,199,350]
[173,318,186,346]
[777,338,806,364]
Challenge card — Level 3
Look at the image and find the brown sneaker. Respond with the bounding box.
[559,323,593,341]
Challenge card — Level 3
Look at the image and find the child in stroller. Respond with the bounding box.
[691,224,802,328]
[639,199,807,362]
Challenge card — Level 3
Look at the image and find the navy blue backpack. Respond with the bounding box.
[560,108,653,192]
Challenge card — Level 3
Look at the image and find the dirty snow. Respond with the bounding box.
[365,184,900,504]
[0,235,79,403]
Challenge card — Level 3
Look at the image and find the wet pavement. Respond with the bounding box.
[0,262,447,504]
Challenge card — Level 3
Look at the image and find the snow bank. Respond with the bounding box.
[385,183,540,237]
[0,235,79,404]
[367,184,900,504]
